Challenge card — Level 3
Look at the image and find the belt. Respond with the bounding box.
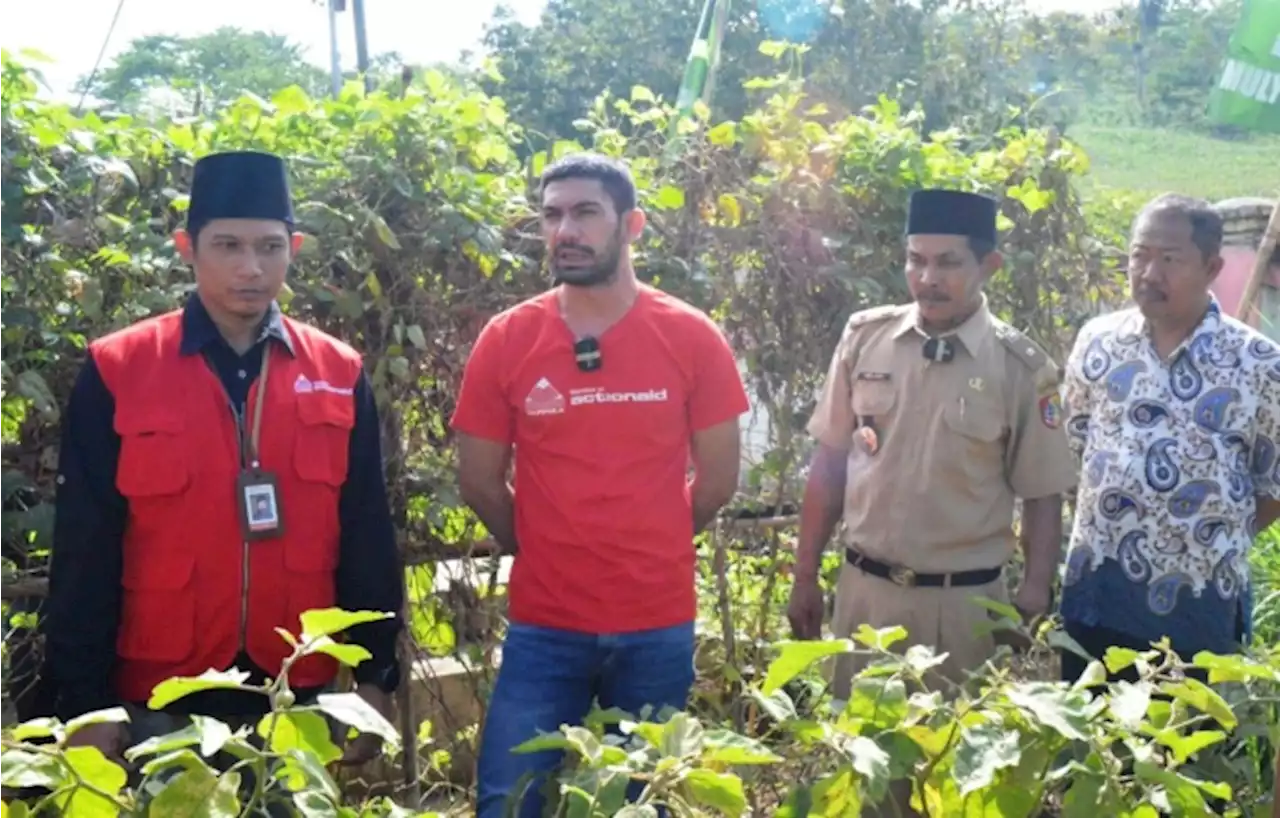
[844,547,1002,588]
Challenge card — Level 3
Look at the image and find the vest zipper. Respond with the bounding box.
[202,351,257,661]
[228,398,251,656]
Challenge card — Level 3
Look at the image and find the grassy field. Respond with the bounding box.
[1068,124,1280,203]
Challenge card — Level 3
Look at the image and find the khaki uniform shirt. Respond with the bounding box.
[807,299,1078,573]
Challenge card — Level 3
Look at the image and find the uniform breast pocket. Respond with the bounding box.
[941,397,1006,482]
[851,380,897,425]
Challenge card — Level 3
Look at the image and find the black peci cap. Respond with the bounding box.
[905,189,999,245]
[187,150,294,234]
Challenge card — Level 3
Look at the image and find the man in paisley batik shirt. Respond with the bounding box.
[1059,193,1280,682]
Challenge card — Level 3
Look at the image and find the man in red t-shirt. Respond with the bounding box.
[451,153,750,817]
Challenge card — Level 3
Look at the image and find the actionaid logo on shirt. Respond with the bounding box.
[569,386,669,406]
[293,374,354,396]
[524,377,567,416]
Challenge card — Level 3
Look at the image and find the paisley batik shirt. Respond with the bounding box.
[1060,299,1280,656]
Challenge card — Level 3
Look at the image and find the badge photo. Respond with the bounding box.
[237,470,285,540]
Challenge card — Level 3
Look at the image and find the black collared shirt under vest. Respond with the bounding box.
[44,293,403,719]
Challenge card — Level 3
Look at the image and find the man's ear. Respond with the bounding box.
[624,207,647,243]
[174,228,195,263]
[290,232,305,256]
[1205,254,1225,285]
[981,249,1004,280]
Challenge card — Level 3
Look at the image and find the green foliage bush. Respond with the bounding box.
[2,44,1276,817]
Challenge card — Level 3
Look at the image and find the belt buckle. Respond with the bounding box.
[889,565,917,587]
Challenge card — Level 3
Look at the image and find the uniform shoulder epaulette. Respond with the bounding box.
[992,320,1050,371]
[845,303,909,331]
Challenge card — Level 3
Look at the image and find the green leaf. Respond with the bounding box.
[147,764,230,817]
[301,635,373,667]
[707,123,737,147]
[366,210,401,250]
[1,748,65,789]
[762,639,853,694]
[298,608,394,641]
[749,687,798,724]
[652,185,686,210]
[614,807,659,818]
[659,712,705,758]
[1190,651,1280,684]
[952,722,1022,796]
[65,707,130,738]
[406,324,428,351]
[850,624,908,650]
[1133,761,1226,814]
[1103,646,1143,674]
[315,692,400,746]
[701,730,784,765]
[257,711,342,765]
[1159,679,1237,730]
[630,85,656,104]
[11,717,60,742]
[843,735,891,799]
[759,40,789,58]
[1107,681,1152,730]
[272,85,312,116]
[1006,683,1090,740]
[292,788,342,818]
[15,370,59,422]
[1152,729,1228,765]
[716,193,741,226]
[57,746,127,817]
[843,677,909,731]
[684,769,747,817]
[148,668,252,709]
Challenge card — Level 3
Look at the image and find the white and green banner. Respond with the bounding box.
[1207,0,1280,133]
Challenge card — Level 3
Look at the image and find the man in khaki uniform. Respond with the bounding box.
[788,189,1078,703]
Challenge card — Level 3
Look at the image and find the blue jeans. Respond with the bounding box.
[476,620,696,818]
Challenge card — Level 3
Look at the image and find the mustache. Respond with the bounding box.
[917,290,951,302]
[554,244,594,257]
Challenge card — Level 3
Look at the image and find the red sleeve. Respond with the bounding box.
[688,315,751,432]
[449,317,514,444]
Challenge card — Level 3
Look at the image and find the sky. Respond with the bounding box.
[3,0,1123,101]
[1,0,545,99]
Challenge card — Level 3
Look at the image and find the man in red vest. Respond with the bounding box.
[42,150,404,763]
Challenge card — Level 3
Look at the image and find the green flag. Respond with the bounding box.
[1206,0,1280,133]
[667,0,731,143]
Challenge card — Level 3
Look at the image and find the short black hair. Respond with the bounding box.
[539,152,637,215]
[1135,193,1223,261]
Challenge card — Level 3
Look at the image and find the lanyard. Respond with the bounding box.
[247,345,271,469]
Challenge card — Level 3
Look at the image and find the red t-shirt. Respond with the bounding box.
[449,284,750,633]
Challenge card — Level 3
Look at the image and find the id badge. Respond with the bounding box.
[237,469,285,541]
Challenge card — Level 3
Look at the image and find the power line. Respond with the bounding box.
[76,0,127,114]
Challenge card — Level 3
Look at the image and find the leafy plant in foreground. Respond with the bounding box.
[0,608,424,817]
[515,623,1280,818]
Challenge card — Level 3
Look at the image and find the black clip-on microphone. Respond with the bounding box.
[575,336,602,372]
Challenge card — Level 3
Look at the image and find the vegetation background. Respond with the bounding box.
[2,0,1278,814]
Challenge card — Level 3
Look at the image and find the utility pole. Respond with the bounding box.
[352,0,372,92]
[327,0,344,98]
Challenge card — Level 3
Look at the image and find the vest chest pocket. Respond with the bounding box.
[294,395,355,486]
[114,409,190,498]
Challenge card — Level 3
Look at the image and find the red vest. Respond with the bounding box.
[91,309,363,703]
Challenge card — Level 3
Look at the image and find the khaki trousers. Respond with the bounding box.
[827,563,1010,818]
